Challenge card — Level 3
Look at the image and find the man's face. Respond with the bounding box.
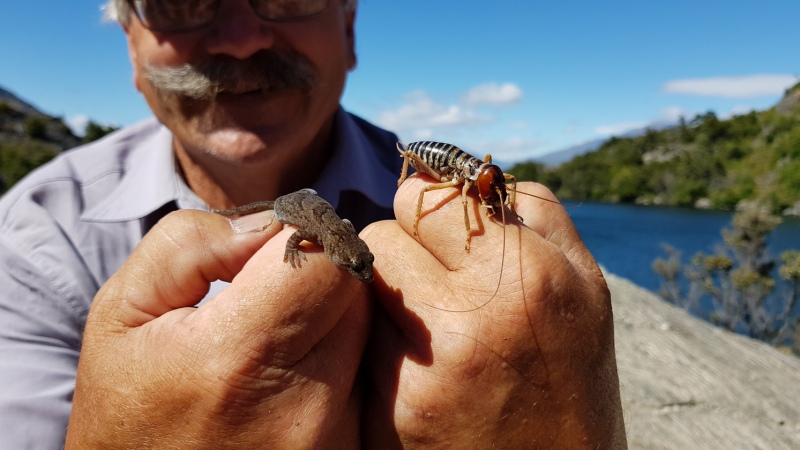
[124,0,356,163]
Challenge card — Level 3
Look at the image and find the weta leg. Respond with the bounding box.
[483,153,493,163]
[396,142,411,187]
[461,181,473,251]
[413,178,463,238]
[503,173,523,222]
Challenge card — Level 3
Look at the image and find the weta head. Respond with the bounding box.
[476,164,508,216]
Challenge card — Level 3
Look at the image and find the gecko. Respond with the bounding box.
[214,188,375,283]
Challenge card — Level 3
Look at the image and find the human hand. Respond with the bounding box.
[360,177,627,449]
[65,209,370,449]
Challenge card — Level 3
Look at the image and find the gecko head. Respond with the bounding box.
[332,239,375,283]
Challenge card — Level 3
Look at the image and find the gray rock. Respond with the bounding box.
[782,200,800,217]
[694,198,713,210]
[607,271,800,449]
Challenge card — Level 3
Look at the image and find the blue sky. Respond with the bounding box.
[1,1,798,164]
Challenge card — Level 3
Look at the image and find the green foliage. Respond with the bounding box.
[507,161,545,183]
[653,203,800,353]
[780,251,800,284]
[23,115,48,139]
[0,106,100,193]
[508,91,800,211]
[772,126,800,159]
[507,161,565,195]
[709,176,756,209]
[0,141,59,194]
[609,166,645,202]
[83,121,119,144]
[0,101,13,117]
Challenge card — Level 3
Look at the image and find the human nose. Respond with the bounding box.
[205,0,276,59]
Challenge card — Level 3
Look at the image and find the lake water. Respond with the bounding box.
[568,202,800,297]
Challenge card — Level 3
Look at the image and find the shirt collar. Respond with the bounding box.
[81,108,396,222]
[81,120,186,222]
[312,107,397,210]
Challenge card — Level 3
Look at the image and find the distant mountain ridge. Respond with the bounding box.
[534,137,607,167]
[534,123,676,167]
[0,86,39,115]
[0,85,81,150]
[0,84,119,193]
[509,82,800,215]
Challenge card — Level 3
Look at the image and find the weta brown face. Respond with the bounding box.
[476,164,509,216]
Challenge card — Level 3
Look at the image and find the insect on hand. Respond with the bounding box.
[396,140,522,251]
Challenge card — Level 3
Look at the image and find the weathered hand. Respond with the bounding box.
[66,209,370,449]
[361,177,626,449]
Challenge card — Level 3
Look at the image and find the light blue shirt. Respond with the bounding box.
[0,108,399,449]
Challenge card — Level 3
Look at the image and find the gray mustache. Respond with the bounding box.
[144,51,317,100]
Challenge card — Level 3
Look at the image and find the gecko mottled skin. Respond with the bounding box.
[215,189,374,283]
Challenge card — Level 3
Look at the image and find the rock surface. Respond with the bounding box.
[607,272,800,449]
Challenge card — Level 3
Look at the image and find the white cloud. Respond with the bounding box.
[412,129,434,140]
[663,74,799,98]
[373,82,525,135]
[66,114,90,137]
[593,106,701,137]
[658,105,688,123]
[462,82,523,107]
[374,89,495,132]
[468,137,547,163]
[371,82,530,160]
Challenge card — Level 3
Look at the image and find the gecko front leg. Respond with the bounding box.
[283,228,317,268]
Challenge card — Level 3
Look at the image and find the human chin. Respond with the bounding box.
[194,127,275,162]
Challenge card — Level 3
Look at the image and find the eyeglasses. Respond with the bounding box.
[128,0,330,33]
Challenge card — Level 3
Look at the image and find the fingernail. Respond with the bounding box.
[228,211,276,234]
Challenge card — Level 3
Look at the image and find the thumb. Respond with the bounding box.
[91,208,282,329]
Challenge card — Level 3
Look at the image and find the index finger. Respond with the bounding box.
[513,181,600,274]
[394,175,599,278]
[91,209,283,328]
[394,174,514,272]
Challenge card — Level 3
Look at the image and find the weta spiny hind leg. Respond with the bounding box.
[396,142,412,187]
[413,178,465,239]
[460,180,474,251]
[504,173,523,222]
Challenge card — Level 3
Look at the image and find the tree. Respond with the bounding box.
[507,161,544,183]
[83,121,119,143]
[0,141,59,194]
[0,101,13,117]
[653,202,800,352]
[23,115,48,139]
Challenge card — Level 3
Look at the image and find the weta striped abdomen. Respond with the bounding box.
[396,141,519,250]
[404,141,482,181]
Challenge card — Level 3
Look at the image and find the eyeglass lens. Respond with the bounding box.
[132,0,329,32]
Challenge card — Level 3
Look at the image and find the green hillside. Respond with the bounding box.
[0,89,117,195]
[509,82,800,214]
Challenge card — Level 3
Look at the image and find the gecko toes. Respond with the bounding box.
[284,249,307,268]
